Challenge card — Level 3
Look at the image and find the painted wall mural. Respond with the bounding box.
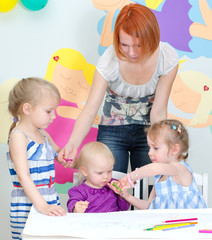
[0,0,212,187]
[44,48,98,183]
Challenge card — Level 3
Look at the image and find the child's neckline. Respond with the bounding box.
[83,180,105,190]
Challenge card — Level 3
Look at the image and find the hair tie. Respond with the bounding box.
[13,117,18,123]
[177,125,181,134]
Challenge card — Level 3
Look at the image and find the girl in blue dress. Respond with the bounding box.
[111,119,207,209]
[7,78,68,240]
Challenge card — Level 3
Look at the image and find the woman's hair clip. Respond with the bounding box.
[13,117,18,123]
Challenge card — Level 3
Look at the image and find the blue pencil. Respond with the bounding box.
[162,224,195,231]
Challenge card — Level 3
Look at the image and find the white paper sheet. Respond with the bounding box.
[22,206,212,239]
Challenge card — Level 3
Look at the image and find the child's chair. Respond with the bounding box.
[142,172,208,206]
[193,172,208,206]
[73,170,141,209]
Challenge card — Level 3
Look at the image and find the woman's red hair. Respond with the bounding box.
[113,4,160,59]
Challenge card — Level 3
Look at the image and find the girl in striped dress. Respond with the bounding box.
[112,119,207,209]
[7,78,68,240]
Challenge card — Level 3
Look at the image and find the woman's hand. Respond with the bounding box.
[58,143,78,165]
[73,201,89,213]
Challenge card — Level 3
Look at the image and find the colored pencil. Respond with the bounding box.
[199,230,212,233]
[144,223,197,231]
[163,218,198,223]
[154,222,198,228]
[155,222,197,230]
[112,182,122,192]
[162,224,195,231]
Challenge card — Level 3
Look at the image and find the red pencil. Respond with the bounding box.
[199,229,212,233]
[163,218,198,223]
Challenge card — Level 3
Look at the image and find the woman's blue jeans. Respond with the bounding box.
[97,124,151,173]
[97,124,151,199]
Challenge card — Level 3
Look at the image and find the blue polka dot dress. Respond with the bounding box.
[7,129,60,240]
[148,161,207,209]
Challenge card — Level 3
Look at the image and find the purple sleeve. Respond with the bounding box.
[67,185,86,213]
[117,195,130,211]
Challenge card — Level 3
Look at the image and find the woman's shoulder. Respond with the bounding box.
[158,42,179,75]
[160,42,178,56]
[96,46,119,81]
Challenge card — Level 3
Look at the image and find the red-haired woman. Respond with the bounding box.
[59,4,179,189]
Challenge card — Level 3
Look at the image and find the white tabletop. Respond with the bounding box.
[22,206,212,240]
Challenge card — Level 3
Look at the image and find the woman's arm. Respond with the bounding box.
[9,132,66,216]
[58,70,108,161]
[150,64,178,124]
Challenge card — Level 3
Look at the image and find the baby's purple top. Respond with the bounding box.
[67,179,130,213]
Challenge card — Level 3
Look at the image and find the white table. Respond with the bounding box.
[22,207,212,240]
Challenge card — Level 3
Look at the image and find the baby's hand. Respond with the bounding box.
[40,204,67,216]
[108,180,122,194]
[73,201,89,213]
[108,180,131,199]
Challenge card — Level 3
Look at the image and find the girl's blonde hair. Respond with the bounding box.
[147,119,189,160]
[73,142,115,170]
[8,77,60,134]
[113,3,160,60]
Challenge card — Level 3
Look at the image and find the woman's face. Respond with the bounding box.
[119,29,142,63]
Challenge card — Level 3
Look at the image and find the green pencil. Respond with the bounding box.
[112,182,122,192]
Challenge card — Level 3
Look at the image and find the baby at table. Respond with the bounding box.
[67,142,130,213]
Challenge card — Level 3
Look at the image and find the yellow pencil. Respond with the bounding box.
[154,222,198,228]
[154,222,197,230]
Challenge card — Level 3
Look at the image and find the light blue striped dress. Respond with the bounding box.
[148,161,207,209]
[7,129,60,240]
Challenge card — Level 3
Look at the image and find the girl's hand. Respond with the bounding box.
[40,203,67,216]
[119,175,132,190]
[73,201,89,213]
[60,159,74,168]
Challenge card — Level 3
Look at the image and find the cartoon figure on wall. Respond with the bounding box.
[90,0,133,55]
[91,0,192,56]
[0,78,19,144]
[44,48,98,183]
[187,0,212,59]
[169,71,212,128]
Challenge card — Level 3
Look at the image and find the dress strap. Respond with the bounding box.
[179,161,193,174]
[38,128,48,141]
[8,129,30,142]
